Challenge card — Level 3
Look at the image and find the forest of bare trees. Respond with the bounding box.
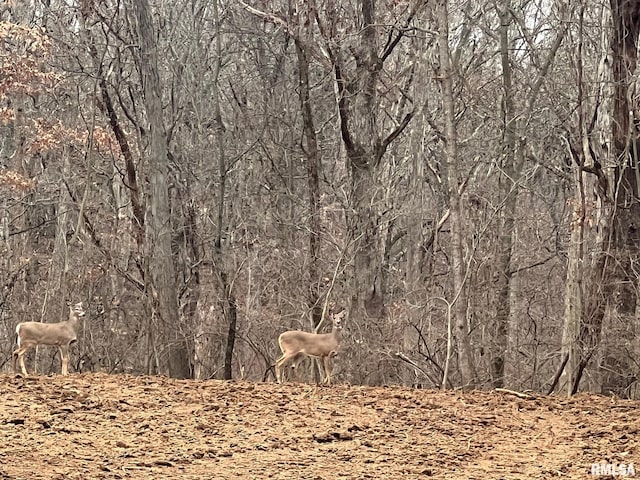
[1,0,639,398]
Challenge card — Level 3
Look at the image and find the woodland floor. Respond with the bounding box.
[0,373,637,479]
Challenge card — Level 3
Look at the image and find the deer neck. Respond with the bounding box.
[331,326,343,344]
[67,310,80,329]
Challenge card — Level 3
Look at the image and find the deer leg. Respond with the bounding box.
[290,353,306,383]
[275,353,290,383]
[12,349,18,373]
[59,345,70,375]
[323,355,334,385]
[13,346,29,376]
[19,353,28,376]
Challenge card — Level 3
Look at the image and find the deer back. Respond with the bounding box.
[279,311,345,357]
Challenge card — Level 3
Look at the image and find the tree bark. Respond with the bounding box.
[436,0,476,388]
[134,0,190,378]
[332,0,415,321]
[210,0,238,381]
[341,0,385,320]
[560,169,586,395]
[596,0,640,395]
[495,0,566,388]
[295,29,322,329]
[491,0,519,388]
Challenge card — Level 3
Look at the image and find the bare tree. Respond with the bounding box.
[329,1,418,321]
[132,0,190,378]
[434,0,476,388]
[492,0,568,388]
[295,1,323,332]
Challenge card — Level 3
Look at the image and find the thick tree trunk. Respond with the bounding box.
[134,0,190,378]
[559,0,640,395]
[610,0,640,151]
[349,165,385,319]
[341,0,385,320]
[49,149,70,296]
[598,0,640,396]
[221,292,237,380]
[328,0,415,333]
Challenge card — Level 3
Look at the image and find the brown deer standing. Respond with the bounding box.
[13,302,86,376]
[275,310,346,384]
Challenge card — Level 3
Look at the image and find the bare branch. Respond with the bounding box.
[380,0,426,63]
[380,110,415,154]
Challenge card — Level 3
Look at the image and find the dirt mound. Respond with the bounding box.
[0,373,637,479]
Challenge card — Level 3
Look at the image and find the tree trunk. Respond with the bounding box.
[324,0,415,343]
[49,148,70,297]
[334,0,386,321]
[560,168,586,395]
[491,0,520,388]
[597,0,640,395]
[134,0,190,378]
[349,165,385,318]
[210,0,237,381]
[436,0,476,388]
[493,0,567,389]
[295,35,322,330]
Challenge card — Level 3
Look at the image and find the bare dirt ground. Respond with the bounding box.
[0,373,637,479]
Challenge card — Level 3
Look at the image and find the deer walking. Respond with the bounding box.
[13,302,86,376]
[275,310,346,385]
